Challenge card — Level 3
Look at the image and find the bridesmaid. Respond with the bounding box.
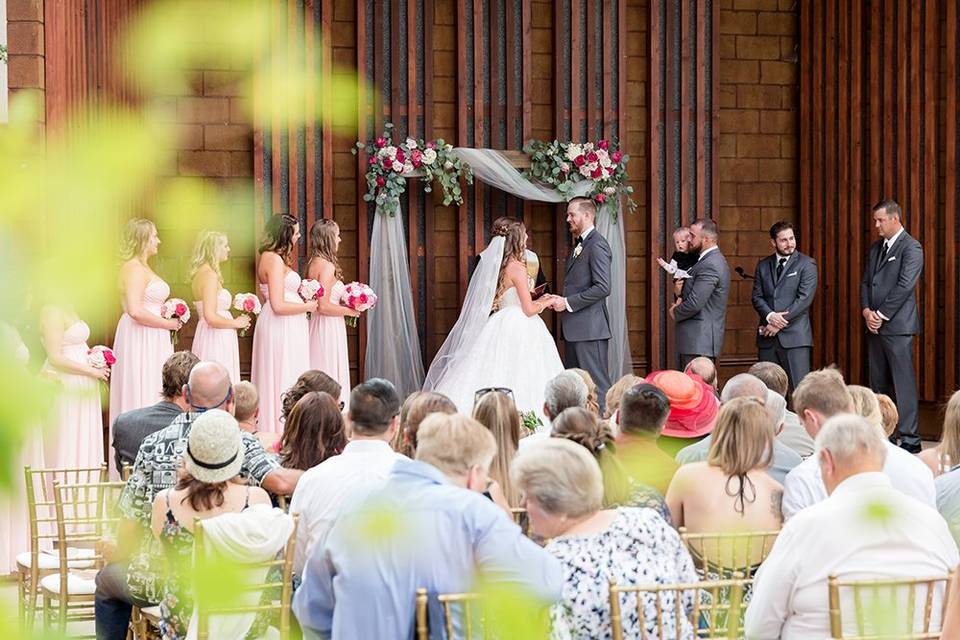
[251,214,317,433]
[306,220,358,408]
[189,231,249,383]
[40,304,108,468]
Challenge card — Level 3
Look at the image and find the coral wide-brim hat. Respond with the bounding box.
[645,370,719,438]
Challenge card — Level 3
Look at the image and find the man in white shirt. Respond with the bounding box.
[746,414,958,640]
[782,368,934,519]
[289,378,407,575]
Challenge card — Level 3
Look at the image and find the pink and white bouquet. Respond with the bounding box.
[338,282,377,327]
[161,298,191,345]
[87,345,116,371]
[298,279,325,303]
[232,292,262,337]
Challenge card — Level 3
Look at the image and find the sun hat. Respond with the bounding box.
[645,370,719,438]
[185,409,245,484]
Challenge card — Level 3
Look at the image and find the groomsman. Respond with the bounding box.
[751,222,818,391]
[860,199,923,453]
[669,218,730,370]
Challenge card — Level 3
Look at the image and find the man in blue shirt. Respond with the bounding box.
[293,412,563,639]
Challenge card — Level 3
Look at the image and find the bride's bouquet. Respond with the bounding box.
[232,293,262,337]
[161,298,191,345]
[335,281,377,327]
[298,279,325,303]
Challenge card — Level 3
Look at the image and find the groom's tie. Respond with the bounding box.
[574,236,583,246]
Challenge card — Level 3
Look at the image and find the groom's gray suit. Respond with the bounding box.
[560,227,613,410]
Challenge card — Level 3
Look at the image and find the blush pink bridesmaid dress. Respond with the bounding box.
[192,288,241,383]
[308,279,351,408]
[251,270,311,433]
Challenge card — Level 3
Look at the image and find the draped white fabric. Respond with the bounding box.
[365,148,631,394]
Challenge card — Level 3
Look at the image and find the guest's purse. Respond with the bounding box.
[532,282,551,300]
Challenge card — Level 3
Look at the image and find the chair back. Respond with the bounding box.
[827,572,955,639]
[509,508,530,536]
[414,588,485,640]
[678,527,779,579]
[608,575,748,640]
[193,514,298,640]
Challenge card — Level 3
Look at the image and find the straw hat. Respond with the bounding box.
[184,409,244,484]
[645,370,719,438]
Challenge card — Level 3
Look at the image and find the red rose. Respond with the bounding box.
[611,150,623,163]
[395,149,405,163]
[381,157,392,169]
[573,155,586,167]
[368,156,377,165]
[411,150,423,167]
[175,303,187,317]
[243,298,255,312]
[605,166,613,176]
[586,151,598,163]
[597,139,609,150]
[595,194,606,203]
[375,136,387,148]
[376,176,386,187]
[591,166,603,179]
[104,351,117,366]
[359,293,368,304]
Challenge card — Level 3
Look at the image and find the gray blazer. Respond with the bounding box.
[751,251,818,349]
[560,228,612,343]
[112,401,183,471]
[859,231,923,335]
[675,247,731,357]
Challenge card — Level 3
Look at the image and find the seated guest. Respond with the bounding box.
[603,373,644,422]
[394,390,457,457]
[645,369,720,457]
[280,391,347,471]
[112,351,199,471]
[675,373,801,484]
[685,356,718,392]
[666,397,782,543]
[289,379,406,576]
[570,367,600,415]
[279,369,342,426]
[234,380,280,453]
[919,390,960,477]
[473,390,522,509]
[512,438,697,639]
[782,368,934,520]
[150,410,273,639]
[519,370,589,449]
[615,382,684,494]
[749,360,815,457]
[552,406,670,522]
[293,413,561,639]
[848,384,884,429]
[746,414,958,639]
[876,393,899,441]
[96,362,301,640]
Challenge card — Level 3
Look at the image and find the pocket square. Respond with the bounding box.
[887,255,897,262]
[787,271,798,277]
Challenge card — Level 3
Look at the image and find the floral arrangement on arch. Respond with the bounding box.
[522,138,636,216]
[353,123,473,213]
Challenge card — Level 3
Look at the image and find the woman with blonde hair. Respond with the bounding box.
[603,373,644,421]
[570,368,600,415]
[190,231,249,383]
[919,390,960,476]
[394,391,457,456]
[666,397,782,534]
[847,384,884,430]
[110,219,181,454]
[306,220,358,408]
[472,390,522,508]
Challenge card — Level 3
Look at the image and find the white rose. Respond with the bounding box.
[560,162,570,172]
[597,148,611,167]
[392,160,404,173]
[584,142,595,151]
[604,186,616,195]
[422,148,438,165]
[565,144,583,161]
[403,162,414,174]
[384,145,397,159]
[405,137,418,149]
[579,164,593,178]
[444,160,454,170]
[444,144,453,152]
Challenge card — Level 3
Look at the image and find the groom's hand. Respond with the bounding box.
[551,297,568,312]
[668,298,682,319]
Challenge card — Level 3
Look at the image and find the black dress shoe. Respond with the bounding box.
[888,434,900,446]
[899,441,921,454]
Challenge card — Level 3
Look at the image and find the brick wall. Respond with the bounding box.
[6,0,45,125]
[717,0,799,370]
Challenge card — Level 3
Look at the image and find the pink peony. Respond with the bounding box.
[597,139,609,150]
[376,176,386,187]
[242,298,256,312]
[611,150,623,163]
[375,136,387,148]
[411,149,423,167]
[573,155,586,167]
[175,302,188,317]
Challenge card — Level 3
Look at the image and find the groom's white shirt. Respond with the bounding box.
[564,225,596,313]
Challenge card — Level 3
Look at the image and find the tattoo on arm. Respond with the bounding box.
[771,489,784,522]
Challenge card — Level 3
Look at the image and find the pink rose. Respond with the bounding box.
[597,139,609,150]
[426,141,436,149]
[610,150,623,163]
[368,156,377,165]
[395,149,405,163]
[573,155,586,167]
[411,149,423,167]
[175,302,188,317]
[375,136,387,148]
[595,194,606,203]
[376,176,386,187]
[359,293,368,304]
[591,166,603,179]
[103,350,117,366]
[586,151,598,163]
[243,298,256,312]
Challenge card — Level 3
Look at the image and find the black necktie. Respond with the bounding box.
[575,236,583,246]
[877,242,888,270]
[776,257,787,280]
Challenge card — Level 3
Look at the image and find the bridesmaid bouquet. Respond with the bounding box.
[161,298,191,345]
[298,279,325,303]
[232,293,262,337]
[87,345,117,371]
[338,282,378,327]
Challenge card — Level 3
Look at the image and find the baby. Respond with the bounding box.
[658,226,699,280]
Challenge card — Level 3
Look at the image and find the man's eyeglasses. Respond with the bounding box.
[186,384,233,413]
[474,387,514,404]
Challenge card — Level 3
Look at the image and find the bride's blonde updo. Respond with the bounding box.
[493,220,527,311]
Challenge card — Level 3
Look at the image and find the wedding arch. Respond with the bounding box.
[354,125,634,397]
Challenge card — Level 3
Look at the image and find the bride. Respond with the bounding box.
[424,219,564,417]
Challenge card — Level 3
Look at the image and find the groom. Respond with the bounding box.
[549,196,613,411]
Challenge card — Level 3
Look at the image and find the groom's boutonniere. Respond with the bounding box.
[572,244,583,259]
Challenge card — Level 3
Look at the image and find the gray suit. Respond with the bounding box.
[561,227,612,408]
[675,247,731,366]
[860,230,923,447]
[752,251,818,389]
[111,401,183,472]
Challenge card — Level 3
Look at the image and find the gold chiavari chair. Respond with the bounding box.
[193,514,298,640]
[121,463,133,482]
[41,480,125,634]
[509,507,530,536]
[19,464,107,630]
[827,572,955,639]
[678,527,780,580]
[414,588,485,640]
[609,575,749,640]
